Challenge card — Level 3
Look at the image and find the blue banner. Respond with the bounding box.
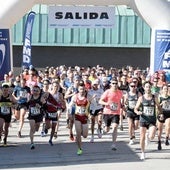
[154,30,170,72]
[22,11,35,69]
[0,29,11,81]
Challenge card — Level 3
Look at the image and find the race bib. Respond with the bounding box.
[128,101,136,109]
[19,91,27,98]
[1,106,10,115]
[162,101,170,110]
[143,106,154,116]
[110,103,118,111]
[77,106,86,114]
[30,107,41,116]
[48,112,58,118]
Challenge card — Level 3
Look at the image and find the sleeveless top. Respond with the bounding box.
[28,95,42,116]
[159,96,170,115]
[0,95,12,115]
[75,94,90,115]
[140,95,156,123]
[127,92,138,113]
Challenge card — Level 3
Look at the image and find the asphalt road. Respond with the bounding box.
[0,113,169,170]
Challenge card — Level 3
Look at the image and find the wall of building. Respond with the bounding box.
[13,46,150,70]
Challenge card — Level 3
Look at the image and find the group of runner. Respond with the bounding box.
[0,65,170,160]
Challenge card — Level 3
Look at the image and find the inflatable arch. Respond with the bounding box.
[0,0,170,78]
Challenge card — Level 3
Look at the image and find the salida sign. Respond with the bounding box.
[48,6,115,28]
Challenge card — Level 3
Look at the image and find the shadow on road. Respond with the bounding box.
[0,140,141,169]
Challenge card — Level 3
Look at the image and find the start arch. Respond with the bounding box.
[0,0,170,78]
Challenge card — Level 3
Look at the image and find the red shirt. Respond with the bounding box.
[101,89,123,115]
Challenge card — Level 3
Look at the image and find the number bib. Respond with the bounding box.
[1,106,10,115]
[110,103,118,111]
[128,101,136,109]
[162,101,170,110]
[48,112,58,118]
[143,106,154,116]
[95,97,101,106]
[76,106,86,115]
[30,107,41,116]
[19,91,27,98]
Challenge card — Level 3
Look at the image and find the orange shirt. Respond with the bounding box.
[101,89,123,115]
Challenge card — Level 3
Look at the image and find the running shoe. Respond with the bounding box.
[158,140,162,150]
[17,131,21,138]
[120,125,123,131]
[69,134,74,141]
[140,152,145,160]
[77,148,83,155]
[30,143,35,150]
[54,132,58,139]
[49,139,53,146]
[97,129,102,138]
[111,144,117,151]
[165,139,169,146]
[90,136,94,143]
[41,131,46,137]
[129,139,134,145]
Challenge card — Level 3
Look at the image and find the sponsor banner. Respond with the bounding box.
[22,11,35,69]
[154,30,170,72]
[0,29,11,81]
[48,6,115,28]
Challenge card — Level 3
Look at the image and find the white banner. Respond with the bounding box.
[48,6,115,28]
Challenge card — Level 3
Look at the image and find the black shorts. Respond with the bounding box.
[103,114,120,127]
[0,113,12,123]
[164,112,170,120]
[127,111,140,121]
[15,103,28,111]
[28,114,44,123]
[140,122,156,129]
[45,112,58,122]
[90,108,103,116]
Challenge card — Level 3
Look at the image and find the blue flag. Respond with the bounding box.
[0,29,11,81]
[22,11,36,70]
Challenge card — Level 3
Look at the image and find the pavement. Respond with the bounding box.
[0,114,170,170]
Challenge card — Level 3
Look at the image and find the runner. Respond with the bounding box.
[99,77,124,150]
[50,80,66,139]
[27,85,46,149]
[0,84,16,146]
[12,78,31,137]
[118,74,129,131]
[134,81,162,160]
[69,82,91,155]
[42,80,65,146]
[124,81,141,145]
[157,84,170,150]
[88,79,104,142]
[64,76,80,141]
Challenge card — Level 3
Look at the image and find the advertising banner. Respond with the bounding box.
[154,30,170,72]
[48,6,115,28]
[0,29,11,81]
[22,11,35,69]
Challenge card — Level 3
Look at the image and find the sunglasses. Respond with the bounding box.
[130,85,135,88]
[112,82,118,85]
[33,89,39,92]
